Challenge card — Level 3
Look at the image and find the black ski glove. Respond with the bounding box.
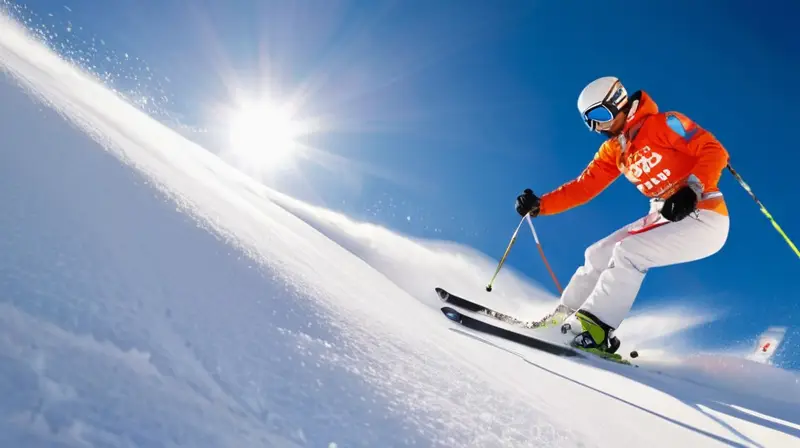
[515,189,541,217]
[660,186,699,222]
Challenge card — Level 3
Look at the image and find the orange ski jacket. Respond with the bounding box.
[539,91,729,217]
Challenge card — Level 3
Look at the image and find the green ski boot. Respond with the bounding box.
[561,310,627,364]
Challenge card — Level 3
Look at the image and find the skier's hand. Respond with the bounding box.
[515,189,541,217]
[660,186,699,222]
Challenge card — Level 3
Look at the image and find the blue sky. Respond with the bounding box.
[7,0,800,367]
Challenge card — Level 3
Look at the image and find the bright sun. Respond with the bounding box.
[226,101,305,171]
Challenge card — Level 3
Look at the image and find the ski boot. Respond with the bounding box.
[525,304,574,329]
[560,310,622,358]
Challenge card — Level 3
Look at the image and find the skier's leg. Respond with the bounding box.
[537,207,678,330]
[558,205,667,312]
[578,209,729,331]
[558,224,631,312]
[530,218,649,329]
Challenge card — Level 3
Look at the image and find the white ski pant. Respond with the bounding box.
[559,202,729,329]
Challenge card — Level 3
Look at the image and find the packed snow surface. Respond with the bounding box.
[1,12,798,447]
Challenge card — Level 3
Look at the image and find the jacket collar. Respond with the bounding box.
[622,90,658,139]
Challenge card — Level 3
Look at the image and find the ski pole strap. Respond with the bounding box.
[727,164,800,259]
[526,216,564,294]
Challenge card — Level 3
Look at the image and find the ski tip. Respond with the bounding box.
[441,306,462,323]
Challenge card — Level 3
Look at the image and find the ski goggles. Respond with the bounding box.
[582,104,616,132]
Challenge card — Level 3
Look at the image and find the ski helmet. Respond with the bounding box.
[577,76,629,133]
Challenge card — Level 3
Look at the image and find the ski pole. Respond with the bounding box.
[525,215,564,294]
[485,215,526,292]
[727,164,800,259]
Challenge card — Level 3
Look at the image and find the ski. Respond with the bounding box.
[434,287,539,328]
[442,306,634,365]
[441,306,583,357]
[435,287,635,364]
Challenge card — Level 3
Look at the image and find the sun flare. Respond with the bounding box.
[225,101,306,171]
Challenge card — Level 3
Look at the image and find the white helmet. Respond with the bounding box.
[577,76,628,133]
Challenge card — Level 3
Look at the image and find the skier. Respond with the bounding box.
[514,76,730,354]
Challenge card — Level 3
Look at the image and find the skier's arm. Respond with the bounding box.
[539,141,620,216]
[661,112,729,193]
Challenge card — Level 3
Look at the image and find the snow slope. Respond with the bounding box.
[1,12,798,447]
